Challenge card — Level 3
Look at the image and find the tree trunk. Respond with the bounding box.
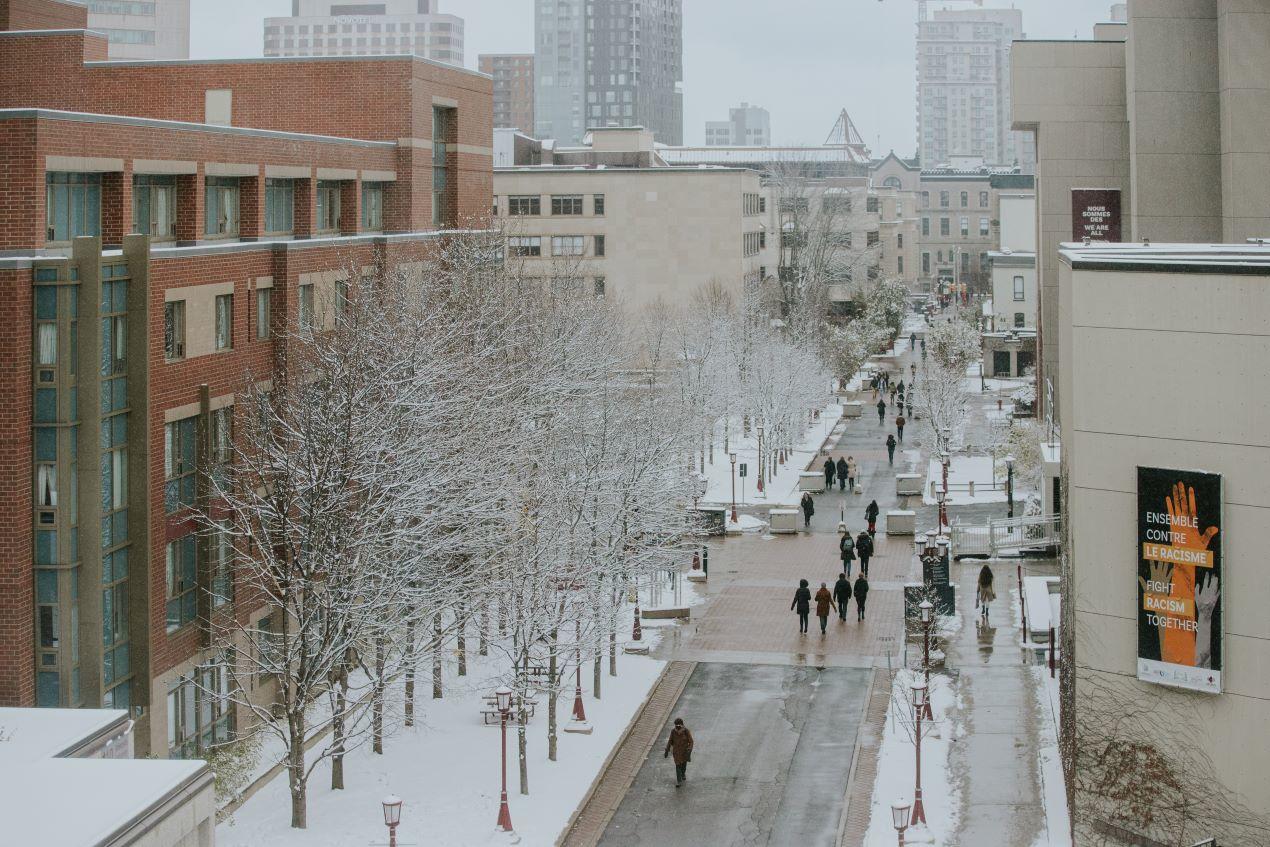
[404,621,416,727]
[331,675,347,789]
[288,710,307,829]
[518,713,529,796]
[433,611,443,699]
[547,626,558,762]
[457,605,467,677]
[373,638,385,754]
[593,624,602,700]
[479,608,488,656]
[609,626,617,677]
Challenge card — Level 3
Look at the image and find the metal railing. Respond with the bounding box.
[950,513,1060,558]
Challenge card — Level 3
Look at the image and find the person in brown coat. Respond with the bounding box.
[814,582,837,635]
[664,718,694,786]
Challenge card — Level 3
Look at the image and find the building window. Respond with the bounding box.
[264,179,295,234]
[298,284,315,331]
[508,195,541,216]
[551,235,585,256]
[961,252,970,274]
[867,231,879,248]
[167,656,232,759]
[979,191,989,207]
[255,288,272,340]
[922,252,930,274]
[897,233,904,249]
[507,236,542,257]
[165,535,197,633]
[960,191,968,207]
[164,416,197,514]
[593,194,605,216]
[960,217,969,237]
[940,218,949,236]
[133,175,176,239]
[46,172,102,243]
[922,217,930,236]
[164,300,186,360]
[432,105,455,228]
[362,182,384,231]
[551,195,584,215]
[316,181,342,232]
[594,235,606,257]
[980,217,990,236]
[215,294,233,350]
[210,524,233,607]
[921,190,929,207]
[1013,275,1025,301]
[866,196,880,214]
[898,255,904,274]
[939,190,948,208]
[594,277,606,297]
[1014,312,1026,328]
[205,177,240,237]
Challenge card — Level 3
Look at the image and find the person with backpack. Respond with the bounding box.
[865,500,880,537]
[839,530,856,578]
[886,434,897,466]
[856,530,874,577]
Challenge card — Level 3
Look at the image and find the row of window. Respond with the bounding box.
[920,216,992,238]
[743,193,765,216]
[922,189,991,209]
[507,235,606,258]
[46,172,388,244]
[502,194,605,217]
[164,287,275,361]
[920,251,991,274]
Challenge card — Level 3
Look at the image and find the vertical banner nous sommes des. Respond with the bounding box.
[1136,467,1222,694]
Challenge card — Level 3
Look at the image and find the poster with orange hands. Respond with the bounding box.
[1136,467,1222,694]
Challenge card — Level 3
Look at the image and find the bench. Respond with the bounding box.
[481,695,539,725]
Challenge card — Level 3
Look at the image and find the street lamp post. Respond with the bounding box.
[936,488,947,533]
[730,452,739,523]
[495,687,514,833]
[572,620,587,723]
[919,600,935,720]
[891,799,912,846]
[632,577,643,642]
[757,424,766,495]
[1005,455,1016,519]
[381,795,403,847]
[911,679,929,827]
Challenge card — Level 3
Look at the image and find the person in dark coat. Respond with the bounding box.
[800,491,815,529]
[833,573,852,621]
[896,414,906,443]
[791,579,811,634]
[814,582,836,634]
[876,398,886,424]
[856,531,874,577]
[854,574,870,621]
[865,500,880,536]
[910,332,917,348]
[824,457,837,489]
[898,379,906,395]
[664,718,695,786]
[836,457,848,491]
[839,531,856,578]
[886,434,897,466]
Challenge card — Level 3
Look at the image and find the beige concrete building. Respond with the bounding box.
[989,191,1036,331]
[493,127,769,312]
[1013,1,1270,420]
[88,0,189,60]
[1058,242,1270,845]
[264,0,464,65]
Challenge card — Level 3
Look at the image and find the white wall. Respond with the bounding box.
[998,193,1036,252]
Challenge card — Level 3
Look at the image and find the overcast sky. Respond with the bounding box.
[192,0,1115,153]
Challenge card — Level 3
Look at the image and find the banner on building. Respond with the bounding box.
[1136,467,1222,694]
[1071,188,1122,242]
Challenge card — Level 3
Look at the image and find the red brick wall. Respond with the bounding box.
[0,266,34,707]
[0,0,87,31]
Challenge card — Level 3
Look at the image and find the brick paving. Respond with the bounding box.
[838,668,894,846]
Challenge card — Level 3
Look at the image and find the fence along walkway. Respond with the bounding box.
[950,513,1060,559]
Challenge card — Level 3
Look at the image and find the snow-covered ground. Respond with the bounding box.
[864,670,961,845]
[1030,667,1071,847]
[923,455,1006,505]
[699,403,842,509]
[219,585,702,847]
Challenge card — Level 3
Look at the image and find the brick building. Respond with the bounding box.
[0,4,492,758]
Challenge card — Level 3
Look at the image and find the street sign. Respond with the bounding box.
[739,463,747,478]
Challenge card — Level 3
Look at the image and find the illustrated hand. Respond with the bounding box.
[1167,482,1219,551]
[1160,482,1217,666]
[1194,572,1220,669]
[1138,559,1173,654]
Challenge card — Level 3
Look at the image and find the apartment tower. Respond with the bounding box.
[264,0,464,66]
[480,53,535,133]
[85,0,190,59]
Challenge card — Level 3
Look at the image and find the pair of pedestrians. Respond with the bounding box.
[791,575,870,634]
[838,527,874,577]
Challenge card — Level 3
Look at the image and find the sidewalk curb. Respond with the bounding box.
[555,660,697,847]
[837,666,892,847]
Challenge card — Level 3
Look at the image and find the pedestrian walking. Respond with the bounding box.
[910,363,917,379]
[815,582,836,635]
[846,456,858,491]
[889,385,897,405]
[791,579,812,634]
[839,531,856,578]
[898,379,905,396]
[977,564,997,622]
[876,398,886,424]
[896,414,906,443]
[854,573,870,621]
[833,573,852,621]
[836,457,848,491]
[856,530,874,577]
[865,500,880,537]
[800,491,815,529]
[886,434,897,466]
[824,456,837,490]
[910,332,917,348]
[664,718,695,787]
[921,339,927,359]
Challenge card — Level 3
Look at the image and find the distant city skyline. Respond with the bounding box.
[192,0,1115,155]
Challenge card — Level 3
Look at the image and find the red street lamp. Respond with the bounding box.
[910,679,929,827]
[729,452,739,524]
[919,600,935,720]
[495,687,514,833]
[756,424,766,494]
[632,579,643,642]
[936,487,947,533]
[381,795,403,847]
[891,798,911,845]
[572,620,587,723]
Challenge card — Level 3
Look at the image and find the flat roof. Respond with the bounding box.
[1059,242,1270,275]
[495,165,754,175]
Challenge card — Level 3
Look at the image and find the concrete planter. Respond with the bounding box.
[642,606,690,620]
[842,401,863,419]
[886,510,916,535]
[896,473,923,496]
[798,472,826,493]
[769,508,800,534]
